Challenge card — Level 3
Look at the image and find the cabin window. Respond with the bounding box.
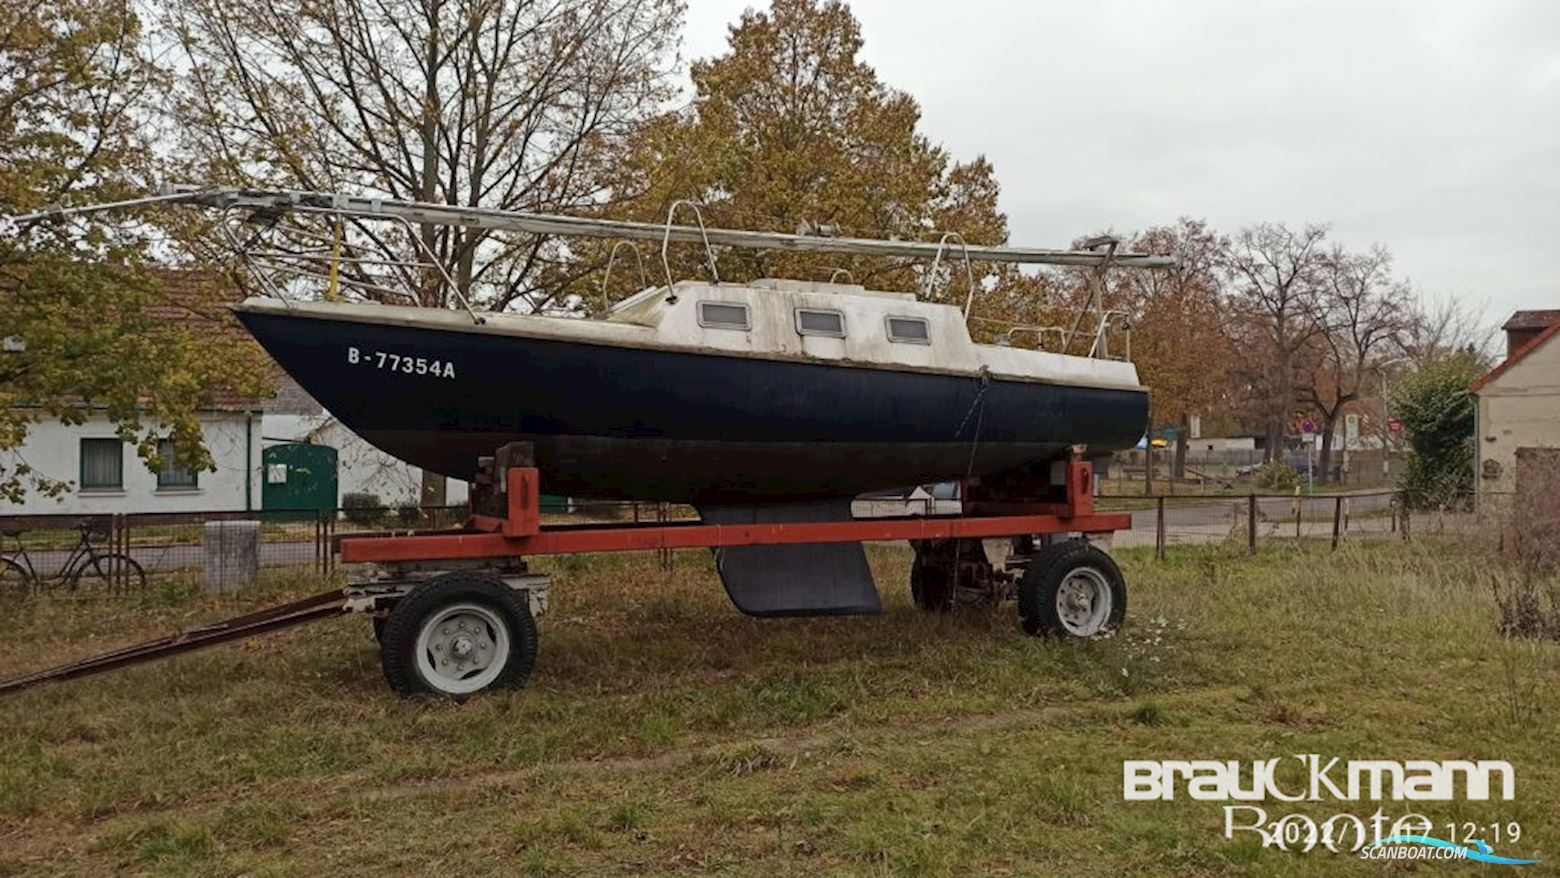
[697,301,750,330]
[80,439,124,491]
[156,439,199,490]
[795,308,845,337]
[886,316,931,344]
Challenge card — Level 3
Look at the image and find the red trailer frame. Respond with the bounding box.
[1,458,1131,700]
[340,458,1127,564]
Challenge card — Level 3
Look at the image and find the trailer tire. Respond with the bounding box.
[910,539,995,612]
[1017,540,1126,638]
[909,551,953,612]
[379,575,538,699]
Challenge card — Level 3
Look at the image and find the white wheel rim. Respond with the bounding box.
[414,602,510,695]
[1055,566,1113,636]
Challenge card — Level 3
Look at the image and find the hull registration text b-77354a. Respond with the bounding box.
[346,346,457,379]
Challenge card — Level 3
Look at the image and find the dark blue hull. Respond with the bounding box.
[236,309,1148,502]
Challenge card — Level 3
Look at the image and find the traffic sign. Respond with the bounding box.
[1387,418,1403,435]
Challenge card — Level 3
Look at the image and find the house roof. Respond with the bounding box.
[1472,316,1560,393]
[1501,310,1560,331]
[143,268,272,410]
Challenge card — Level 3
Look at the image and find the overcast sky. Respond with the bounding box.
[683,0,1560,326]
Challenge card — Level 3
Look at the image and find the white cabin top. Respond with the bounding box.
[239,278,1144,392]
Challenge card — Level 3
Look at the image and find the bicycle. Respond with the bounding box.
[0,520,147,595]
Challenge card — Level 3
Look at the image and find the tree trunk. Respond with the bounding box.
[1317,417,1336,485]
[1264,420,1283,464]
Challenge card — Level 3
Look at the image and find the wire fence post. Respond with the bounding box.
[121,513,132,590]
[1331,495,1343,550]
[113,513,125,590]
[1155,496,1166,561]
[1247,494,1258,555]
[657,502,672,571]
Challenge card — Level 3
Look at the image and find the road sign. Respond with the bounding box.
[1387,418,1403,435]
[1300,418,1317,437]
[1345,413,1360,445]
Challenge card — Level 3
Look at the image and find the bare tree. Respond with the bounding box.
[166,0,683,313]
[1220,223,1330,462]
[1401,293,1495,367]
[1298,244,1413,483]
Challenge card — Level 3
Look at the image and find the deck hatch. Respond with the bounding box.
[795,308,845,337]
[886,316,931,344]
[697,301,751,330]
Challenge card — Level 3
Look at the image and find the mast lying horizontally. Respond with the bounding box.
[9,187,1177,270]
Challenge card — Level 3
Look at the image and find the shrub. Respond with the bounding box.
[395,504,421,527]
[1391,352,1483,509]
[341,492,384,526]
[1255,461,1301,492]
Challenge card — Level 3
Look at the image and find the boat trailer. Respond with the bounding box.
[0,452,1131,700]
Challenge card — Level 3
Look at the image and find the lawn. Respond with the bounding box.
[0,539,1555,876]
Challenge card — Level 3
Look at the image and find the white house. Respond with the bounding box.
[3,385,468,516]
[1472,309,1560,506]
[3,409,264,516]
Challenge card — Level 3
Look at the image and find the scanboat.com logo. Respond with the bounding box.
[1363,835,1539,865]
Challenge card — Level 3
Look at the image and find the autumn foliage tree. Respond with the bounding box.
[1114,219,1233,477]
[603,0,1010,313]
[0,0,268,502]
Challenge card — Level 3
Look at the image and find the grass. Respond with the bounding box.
[0,540,1556,875]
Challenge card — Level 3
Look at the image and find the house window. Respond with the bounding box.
[80,439,124,491]
[886,316,931,344]
[156,439,199,490]
[795,308,845,337]
[697,301,750,330]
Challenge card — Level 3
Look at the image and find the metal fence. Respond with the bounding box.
[1100,491,1403,558]
[0,499,705,596]
[0,491,1520,597]
[1110,448,1405,491]
[1103,490,1526,560]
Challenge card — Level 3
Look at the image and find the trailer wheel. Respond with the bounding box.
[909,539,994,612]
[379,575,538,699]
[1017,540,1126,638]
[909,551,953,612]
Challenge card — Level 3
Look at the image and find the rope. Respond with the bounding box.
[956,368,992,485]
